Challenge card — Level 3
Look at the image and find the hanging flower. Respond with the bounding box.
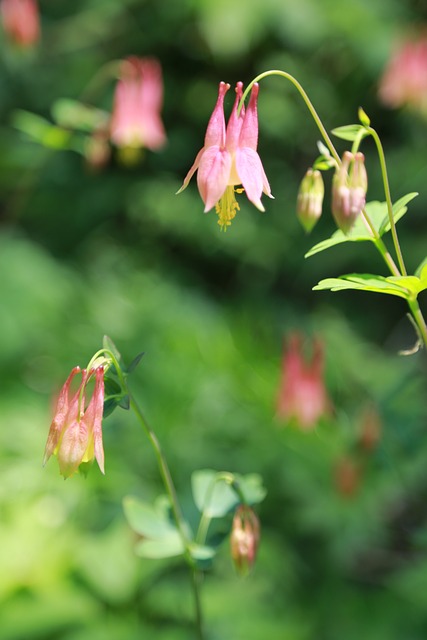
[379,35,427,114]
[277,333,331,430]
[110,57,166,153]
[177,81,273,230]
[230,505,260,575]
[43,366,105,478]
[296,168,324,233]
[331,151,367,234]
[0,0,40,48]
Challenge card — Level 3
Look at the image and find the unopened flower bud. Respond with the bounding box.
[297,168,324,232]
[230,505,260,576]
[332,151,368,234]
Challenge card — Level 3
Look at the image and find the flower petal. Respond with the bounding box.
[197,146,232,211]
[239,83,259,150]
[226,82,244,153]
[204,81,230,148]
[235,147,268,210]
[176,146,205,194]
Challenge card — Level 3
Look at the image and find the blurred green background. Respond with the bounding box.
[1,0,427,638]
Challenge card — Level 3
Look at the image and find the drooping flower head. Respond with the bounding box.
[297,168,324,233]
[110,56,166,153]
[230,505,260,576]
[379,34,427,114]
[276,333,331,430]
[331,151,367,234]
[0,0,40,48]
[43,365,105,478]
[177,81,273,230]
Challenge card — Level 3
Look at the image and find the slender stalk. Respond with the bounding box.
[128,395,205,640]
[407,299,427,350]
[366,127,407,276]
[239,69,341,166]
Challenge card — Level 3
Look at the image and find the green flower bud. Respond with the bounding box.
[297,168,324,233]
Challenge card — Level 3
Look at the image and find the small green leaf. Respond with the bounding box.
[125,352,145,374]
[237,474,267,505]
[192,470,238,518]
[118,394,130,410]
[123,495,177,538]
[135,535,185,559]
[51,98,109,132]
[387,275,423,297]
[13,109,73,150]
[313,273,413,300]
[378,192,418,235]
[331,124,366,141]
[103,335,122,363]
[358,107,370,126]
[189,544,216,561]
[312,155,335,171]
[415,258,427,279]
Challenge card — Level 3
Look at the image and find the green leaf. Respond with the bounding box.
[331,124,366,141]
[125,352,145,374]
[103,335,122,363]
[313,274,414,300]
[12,109,73,150]
[415,258,427,279]
[378,192,418,235]
[192,470,238,518]
[51,98,109,132]
[135,535,185,559]
[237,474,267,505]
[189,544,216,561]
[312,155,335,171]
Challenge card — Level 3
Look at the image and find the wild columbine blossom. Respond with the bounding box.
[297,168,324,232]
[230,505,260,575]
[331,151,367,234]
[276,333,331,430]
[379,36,427,114]
[177,81,273,230]
[43,365,105,478]
[0,0,40,48]
[110,57,166,152]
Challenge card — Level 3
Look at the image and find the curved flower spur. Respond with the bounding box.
[177,81,273,230]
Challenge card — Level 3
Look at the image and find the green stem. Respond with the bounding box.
[366,126,407,276]
[128,395,205,640]
[407,298,427,350]
[239,69,341,166]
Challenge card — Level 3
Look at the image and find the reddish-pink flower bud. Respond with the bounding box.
[230,505,260,575]
[43,366,105,478]
[0,0,40,47]
[277,333,332,430]
[110,57,166,153]
[332,151,367,234]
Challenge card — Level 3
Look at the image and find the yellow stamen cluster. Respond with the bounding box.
[215,186,242,231]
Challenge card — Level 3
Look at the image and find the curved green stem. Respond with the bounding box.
[366,126,407,276]
[239,69,341,166]
[407,299,427,350]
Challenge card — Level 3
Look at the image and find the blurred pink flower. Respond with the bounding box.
[178,81,273,230]
[277,333,331,430]
[0,0,40,47]
[110,57,166,152]
[43,366,105,478]
[379,35,427,113]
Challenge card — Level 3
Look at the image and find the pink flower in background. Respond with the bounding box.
[110,57,166,151]
[178,81,273,230]
[379,35,427,113]
[276,333,331,430]
[0,0,40,48]
[43,366,105,478]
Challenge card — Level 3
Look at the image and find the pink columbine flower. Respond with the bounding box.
[43,366,105,478]
[276,333,331,430]
[379,35,427,114]
[110,56,166,152]
[177,81,273,230]
[0,0,40,48]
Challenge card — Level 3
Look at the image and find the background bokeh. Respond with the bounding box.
[1,0,427,638]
